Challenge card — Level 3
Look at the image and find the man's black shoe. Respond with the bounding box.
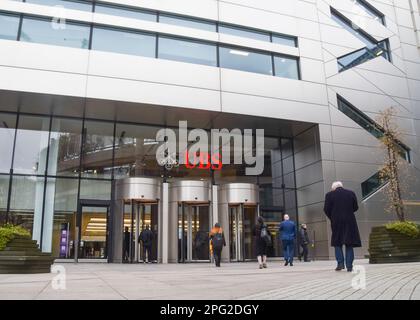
[335,266,345,271]
[284,261,289,266]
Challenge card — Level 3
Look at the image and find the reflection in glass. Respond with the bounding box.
[81,120,114,179]
[219,24,270,42]
[272,35,297,47]
[48,117,82,177]
[158,37,217,66]
[219,46,273,75]
[159,14,215,32]
[0,13,20,40]
[0,175,9,224]
[274,56,299,79]
[13,115,50,175]
[9,175,44,240]
[114,124,163,178]
[20,17,90,49]
[51,178,78,258]
[25,0,92,12]
[92,27,156,57]
[80,179,111,200]
[95,3,156,21]
[0,113,16,173]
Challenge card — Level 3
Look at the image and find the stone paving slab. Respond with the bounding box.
[0,260,419,300]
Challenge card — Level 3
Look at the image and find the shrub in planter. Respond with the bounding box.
[0,224,31,251]
[369,222,420,264]
[0,224,54,274]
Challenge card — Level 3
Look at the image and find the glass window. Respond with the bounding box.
[81,120,114,179]
[219,24,270,42]
[0,12,20,41]
[272,35,297,47]
[94,4,156,22]
[351,0,385,25]
[337,95,410,161]
[158,37,217,67]
[51,178,78,258]
[80,179,111,200]
[0,113,17,173]
[362,171,383,198]
[20,17,90,49]
[9,175,44,238]
[159,14,216,32]
[219,46,273,75]
[13,115,50,175]
[48,117,82,177]
[114,123,164,178]
[91,27,156,57]
[0,174,9,224]
[25,0,92,12]
[274,55,299,79]
[331,8,376,49]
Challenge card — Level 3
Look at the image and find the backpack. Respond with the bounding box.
[212,232,224,250]
[261,226,272,246]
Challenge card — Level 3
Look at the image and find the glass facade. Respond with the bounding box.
[25,0,92,12]
[158,37,217,67]
[20,17,90,49]
[219,47,273,75]
[159,14,216,32]
[219,24,270,42]
[0,12,20,41]
[92,27,156,57]
[0,111,298,260]
[272,34,297,47]
[274,56,300,80]
[94,3,156,22]
[0,11,301,79]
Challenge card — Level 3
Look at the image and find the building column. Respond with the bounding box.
[161,182,169,264]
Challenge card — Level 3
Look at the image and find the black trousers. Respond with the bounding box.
[300,244,309,261]
[143,245,152,262]
[213,248,222,267]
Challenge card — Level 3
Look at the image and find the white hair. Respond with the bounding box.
[331,181,343,191]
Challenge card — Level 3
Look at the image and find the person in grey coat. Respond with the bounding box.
[324,181,361,272]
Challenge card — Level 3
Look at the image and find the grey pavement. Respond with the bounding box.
[0,259,419,300]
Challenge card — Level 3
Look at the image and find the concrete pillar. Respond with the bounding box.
[161,182,169,264]
[32,119,51,250]
[211,185,218,226]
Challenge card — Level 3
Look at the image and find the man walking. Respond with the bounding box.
[298,224,310,262]
[279,214,296,266]
[324,181,361,272]
[209,222,226,267]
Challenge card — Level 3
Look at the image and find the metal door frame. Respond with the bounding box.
[76,199,111,263]
[179,202,211,263]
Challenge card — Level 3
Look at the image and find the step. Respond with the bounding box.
[0,266,51,274]
[8,238,38,245]
[0,250,51,257]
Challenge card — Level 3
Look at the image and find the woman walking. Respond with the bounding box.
[254,216,271,269]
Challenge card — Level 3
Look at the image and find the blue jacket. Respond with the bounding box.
[279,220,296,241]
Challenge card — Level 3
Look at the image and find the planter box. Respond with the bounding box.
[0,236,54,273]
[369,226,420,264]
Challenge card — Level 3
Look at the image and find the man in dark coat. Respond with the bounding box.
[298,224,310,262]
[324,181,361,272]
[139,225,153,263]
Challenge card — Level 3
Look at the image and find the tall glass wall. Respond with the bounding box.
[0,111,298,259]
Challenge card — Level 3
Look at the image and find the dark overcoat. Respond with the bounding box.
[323,187,361,247]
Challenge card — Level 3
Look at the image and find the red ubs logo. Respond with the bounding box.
[185,151,222,170]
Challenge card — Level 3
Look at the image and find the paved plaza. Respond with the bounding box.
[0,260,419,300]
